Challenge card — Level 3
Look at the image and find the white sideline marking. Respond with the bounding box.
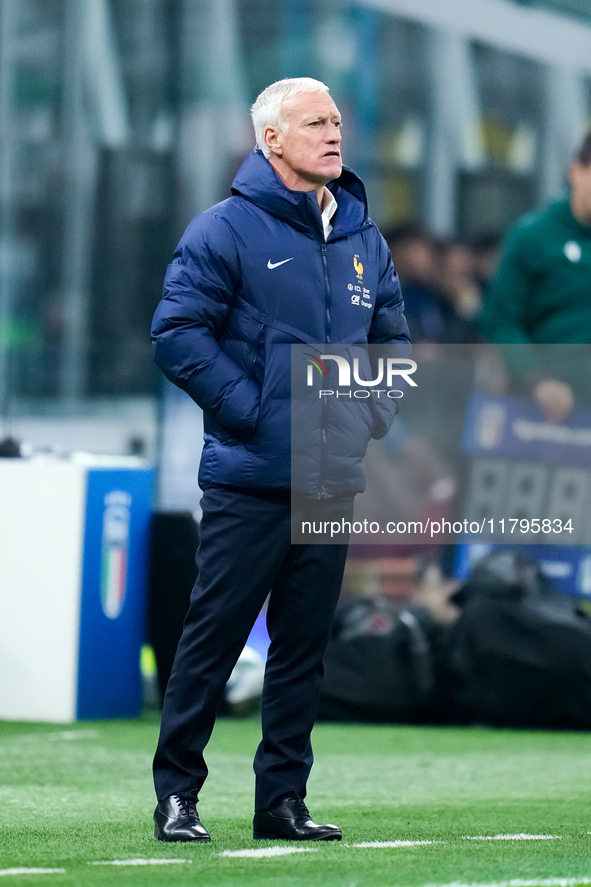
[352,840,439,848]
[218,834,563,859]
[0,870,65,877]
[219,848,316,858]
[462,834,559,841]
[2,730,98,744]
[90,859,191,866]
[425,880,591,887]
[46,730,99,742]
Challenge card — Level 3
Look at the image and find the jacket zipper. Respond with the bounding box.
[319,242,330,499]
[321,242,331,342]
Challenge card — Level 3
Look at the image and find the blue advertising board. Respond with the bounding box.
[77,466,154,719]
[463,394,591,466]
[457,394,591,597]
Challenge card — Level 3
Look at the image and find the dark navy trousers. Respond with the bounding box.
[153,486,352,811]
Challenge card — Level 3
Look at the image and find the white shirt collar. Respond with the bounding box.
[321,189,338,241]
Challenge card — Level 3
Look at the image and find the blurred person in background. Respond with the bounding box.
[385,224,450,343]
[470,232,501,297]
[479,131,591,421]
[436,239,483,344]
[150,77,410,844]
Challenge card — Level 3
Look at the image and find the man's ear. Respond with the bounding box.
[264,125,283,158]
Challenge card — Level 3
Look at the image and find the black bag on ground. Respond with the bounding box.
[447,549,591,729]
[318,597,446,723]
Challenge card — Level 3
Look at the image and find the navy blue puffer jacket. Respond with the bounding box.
[151,149,410,496]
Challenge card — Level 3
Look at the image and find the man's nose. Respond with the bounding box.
[326,124,342,142]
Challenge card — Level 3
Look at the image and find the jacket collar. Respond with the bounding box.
[231,148,369,240]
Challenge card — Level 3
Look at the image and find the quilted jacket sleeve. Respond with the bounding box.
[151,212,260,435]
[367,234,412,439]
[369,235,411,347]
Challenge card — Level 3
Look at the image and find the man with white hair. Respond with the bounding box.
[151,77,410,843]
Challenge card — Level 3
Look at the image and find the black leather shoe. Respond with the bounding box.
[154,793,211,842]
[253,791,342,841]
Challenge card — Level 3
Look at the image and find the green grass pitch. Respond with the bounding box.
[0,714,590,886]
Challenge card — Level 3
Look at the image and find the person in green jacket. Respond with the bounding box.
[479,131,591,422]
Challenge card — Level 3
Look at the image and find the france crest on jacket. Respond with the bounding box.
[151,148,411,496]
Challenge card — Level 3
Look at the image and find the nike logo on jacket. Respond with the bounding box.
[267,258,294,269]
